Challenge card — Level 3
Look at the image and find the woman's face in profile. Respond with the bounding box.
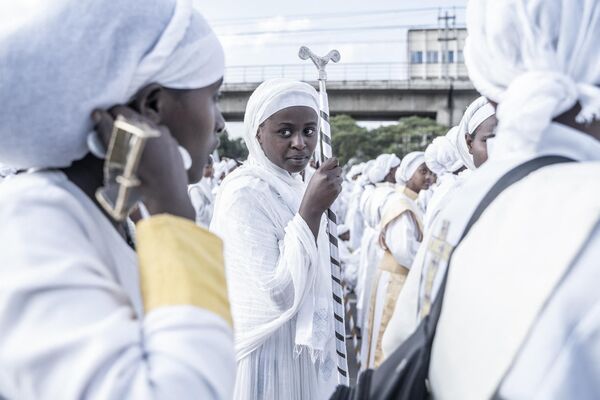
[257,106,318,174]
[162,79,225,183]
[407,162,435,192]
[467,114,498,168]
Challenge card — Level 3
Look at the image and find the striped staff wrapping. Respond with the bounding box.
[299,46,349,384]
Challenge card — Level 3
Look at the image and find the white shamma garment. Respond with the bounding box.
[210,78,338,400]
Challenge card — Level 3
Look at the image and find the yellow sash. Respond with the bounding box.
[136,214,232,327]
[366,187,423,367]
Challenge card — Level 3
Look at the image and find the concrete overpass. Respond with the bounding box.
[220,79,479,127]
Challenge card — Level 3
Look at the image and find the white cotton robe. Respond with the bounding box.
[355,183,396,368]
[365,188,422,368]
[188,177,214,227]
[209,78,339,400]
[339,238,359,291]
[0,171,235,399]
[211,175,337,400]
[429,0,600,395]
[429,124,600,400]
[345,182,367,250]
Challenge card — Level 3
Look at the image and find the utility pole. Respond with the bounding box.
[438,8,457,80]
[438,8,457,126]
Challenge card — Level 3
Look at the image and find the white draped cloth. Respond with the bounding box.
[188,177,214,227]
[339,242,359,292]
[210,78,338,400]
[365,187,422,368]
[0,172,234,399]
[427,0,600,398]
[423,127,465,232]
[429,124,600,400]
[383,192,423,270]
[396,152,425,184]
[355,183,396,368]
[345,161,374,250]
[0,164,17,182]
[0,1,235,398]
[416,187,433,214]
[367,154,400,184]
[0,0,224,170]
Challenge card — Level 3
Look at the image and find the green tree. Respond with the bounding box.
[330,115,447,165]
[217,132,248,160]
[329,115,370,165]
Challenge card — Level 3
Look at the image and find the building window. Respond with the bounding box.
[457,50,464,63]
[410,51,423,64]
[426,50,438,64]
[442,50,455,64]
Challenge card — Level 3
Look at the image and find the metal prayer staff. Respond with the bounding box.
[298,46,350,384]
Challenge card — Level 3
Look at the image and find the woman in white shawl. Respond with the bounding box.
[188,156,215,227]
[353,154,400,367]
[455,96,498,170]
[421,98,496,234]
[0,1,234,399]
[211,78,343,400]
[380,98,497,357]
[422,127,465,232]
[364,152,433,368]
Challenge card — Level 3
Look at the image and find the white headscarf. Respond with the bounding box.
[366,153,400,184]
[0,164,17,181]
[345,163,365,181]
[230,78,319,208]
[425,127,464,176]
[358,160,375,187]
[455,97,496,170]
[396,151,426,184]
[0,0,225,169]
[212,160,227,181]
[465,0,600,157]
[226,159,238,172]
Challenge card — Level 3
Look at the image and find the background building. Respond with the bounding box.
[407,27,468,80]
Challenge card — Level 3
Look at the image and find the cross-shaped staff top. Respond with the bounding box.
[298,46,341,81]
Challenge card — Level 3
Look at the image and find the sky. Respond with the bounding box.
[195,0,468,138]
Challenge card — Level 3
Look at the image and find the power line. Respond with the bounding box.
[223,39,409,47]
[218,23,440,37]
[210,6,466,26]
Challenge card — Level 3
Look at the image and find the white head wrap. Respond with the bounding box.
[465,0,600,157]
[226,159,238,172]
[345,163,365,181]
[396,151,426,184]
[425,127,464,176]
[213,160,228,180]
[238,78,319,206]
[366,153,400,184]
[0,164,17,179]
[455,97,496,170]
[0,0,225,169]
[358,160,375,187]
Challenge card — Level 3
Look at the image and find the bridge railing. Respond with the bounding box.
[224,62,411,83]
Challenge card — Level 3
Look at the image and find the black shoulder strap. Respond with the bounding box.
[428,155,575,332]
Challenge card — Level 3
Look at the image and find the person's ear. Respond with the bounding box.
[130,83,164,124]
[256,127,263,145]
[465,133,474,154]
